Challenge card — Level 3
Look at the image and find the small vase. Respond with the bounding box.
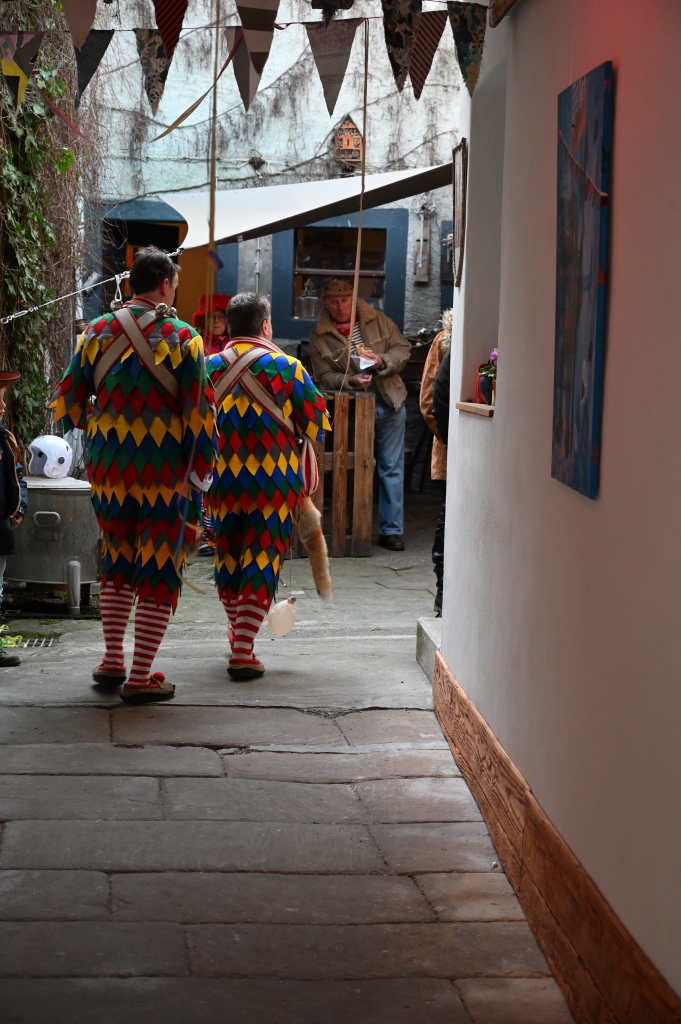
[476,367,493,405]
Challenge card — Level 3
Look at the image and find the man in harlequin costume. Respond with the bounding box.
[50,247,215,703]
[207,292,330,681]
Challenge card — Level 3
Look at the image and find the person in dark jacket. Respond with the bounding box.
[432,346,451,445]
[430,345,451,616]
[0,371,28,666]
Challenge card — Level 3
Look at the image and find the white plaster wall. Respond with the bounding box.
[442,0,681,994]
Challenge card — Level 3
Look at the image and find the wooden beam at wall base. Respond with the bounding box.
[488,0,523,28]
[433,651,681,1024]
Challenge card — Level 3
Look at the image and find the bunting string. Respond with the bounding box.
[0,4,487,148]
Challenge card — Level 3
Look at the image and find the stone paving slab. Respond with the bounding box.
[336,709,445,745]
[457,978,575,1023]
[0,744,223,776]
[223,748,460,783]
[356,777,484,823]
[0,643,434,710]
[0,922,188,977]
[189,922,550,979]
[371,823,499,873]
[112,706,347,748]
[0,871,109,921]
[0,978,474,1024]
[416,873,525,922]
[112,872,434,924]
[163,777,367,822]
[0,776,162,820]
[0,821,383,873]
[0,708,110,744]
[0,513,574,1024]
[245,741,449,753]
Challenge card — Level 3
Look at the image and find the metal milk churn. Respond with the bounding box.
[6,476,99,615]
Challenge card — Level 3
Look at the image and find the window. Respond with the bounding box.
[293,226,387,320]
[271,209,408,339]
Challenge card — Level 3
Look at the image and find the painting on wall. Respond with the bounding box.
[452,138,467,287]
[552,61,612,499]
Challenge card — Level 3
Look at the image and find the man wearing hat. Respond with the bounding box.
[0,371,28,666]
[310,279,410,551]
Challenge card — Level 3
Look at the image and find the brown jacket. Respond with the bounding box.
[309,300,410,410]
[419,330,448,481]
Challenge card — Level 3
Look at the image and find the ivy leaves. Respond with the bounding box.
[0,12,71,445]
[55,146,75,173]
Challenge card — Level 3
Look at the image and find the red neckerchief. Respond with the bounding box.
[203,333,228,357]
[333,320,352,337]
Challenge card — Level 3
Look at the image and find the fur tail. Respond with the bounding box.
[298,496,333,604]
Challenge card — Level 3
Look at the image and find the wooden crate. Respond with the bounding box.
[297,391,375,558]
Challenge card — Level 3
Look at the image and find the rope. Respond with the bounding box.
[337,17,370,398]
[203,0,222,327]
[27,13,450,33]
[0,247,185,325]
[148,26,242,144]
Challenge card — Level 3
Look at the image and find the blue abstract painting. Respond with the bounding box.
[552,61,613,499]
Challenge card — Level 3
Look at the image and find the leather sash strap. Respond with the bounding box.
[215,339,321,497]
[214,344,294,434]
[92,306,180,402]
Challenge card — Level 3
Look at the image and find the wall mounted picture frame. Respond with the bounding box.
[452,138,468,287]
[552,61,613,499]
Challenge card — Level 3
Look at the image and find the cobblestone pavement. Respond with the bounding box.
[0,498,574,1023]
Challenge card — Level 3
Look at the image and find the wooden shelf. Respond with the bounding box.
[456,401,495,417]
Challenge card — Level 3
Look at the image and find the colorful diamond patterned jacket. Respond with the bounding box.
[207,340,330,611]
[50,299,216,611]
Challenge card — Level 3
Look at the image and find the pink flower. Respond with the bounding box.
[490,348,498,366]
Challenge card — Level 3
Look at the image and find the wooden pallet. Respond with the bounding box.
[296,391,375,558]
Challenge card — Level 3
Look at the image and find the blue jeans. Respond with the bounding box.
[374,396,406,535]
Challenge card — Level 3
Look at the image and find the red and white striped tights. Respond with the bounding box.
[220,593,267,661]
[99,582,171,686]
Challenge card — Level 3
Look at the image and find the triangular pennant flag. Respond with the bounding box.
[0,32,18,63]
[408,10,447,100]
[225,25,260,111]
[1,32,43,107]
[152,0,188,64]
[234,0,279,76]
[75,29,114,108]
[134,29,170,115]
[61,0,97,49]
[381,0,422,92]
[306,18,361,116]
[309,0,356,26]
[447,2,487,95]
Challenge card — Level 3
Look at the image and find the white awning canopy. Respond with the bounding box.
[158,163,452,249]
